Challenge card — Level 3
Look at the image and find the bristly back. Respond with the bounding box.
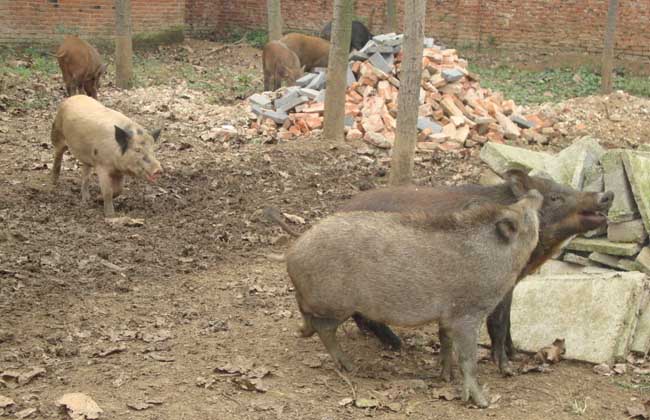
[398,201,508,231]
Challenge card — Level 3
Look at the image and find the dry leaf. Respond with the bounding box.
[593,363,613,376]
[93,345,127,358]
[57,393,103,420]
[534,338,565,364]
[338,397,354,406]
[613,363,627,375]
[282,213,305,224]
[626,402,649,419]
[105,217,145,227]
[0,395,15,408]
[354,398,379,408]
[432,387,459,401]
[15,408,37,418]
[127,401,151,411]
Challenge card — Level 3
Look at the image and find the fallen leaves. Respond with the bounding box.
[593,363,627,376]
[534,338,566,364]
[214,356,272,393]
[57,393,103,420]
[0,367,46,388]
[104,216,145,227]
[0,395,14,408]
[626,400,650,419]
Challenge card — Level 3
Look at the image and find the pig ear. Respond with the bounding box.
[495,214,519,243]
[150,128,162,142]
[503,169,531,198]
[114,125,131,154]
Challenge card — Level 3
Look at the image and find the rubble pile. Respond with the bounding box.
[480,138,650,274]
[248,33,554,150]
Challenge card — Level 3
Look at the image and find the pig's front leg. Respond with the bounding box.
[96,167,116,218]
[80,164,92,203]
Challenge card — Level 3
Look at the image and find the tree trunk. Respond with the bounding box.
[267,0,283,41]
[386,0,397,33]
[389,0,426,186]
[115,0,133,89]
[601,0,619,94]
[323,0,353,142]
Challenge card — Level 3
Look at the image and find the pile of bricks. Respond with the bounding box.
[481,139,650,274]
[248,33,553,151]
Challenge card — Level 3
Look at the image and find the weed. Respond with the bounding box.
[566,398,588,416]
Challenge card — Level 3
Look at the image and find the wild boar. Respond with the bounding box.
[56,36,107,99]
[320,20,373,51]
[266,170,614,376]
[51,95,163,218]
[285,191,543,407]
[279,33,330,71]
[262,40,304,91]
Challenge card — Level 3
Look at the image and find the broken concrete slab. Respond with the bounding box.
[248,93,272,108]
[441,68,464,83]
[538,260,587,276]
[296,72,317,88]
[299,88,320,99]
[544,136,605,190]
[479,142,552,175]
[622,151,650,233]
[602,149,639,223]
[494,111,521,139]
[350,51,369,61]
[608,219,648,244]
[274,90,309,113]
[368,52,392,75]
[618,258,643,272]
[563,252,598,267]
[373,33,403,47]
[257,109,289,124]
[416,117,443,134]
[637,247,650,275]
[566,237,642,257]
[314,89,326,103]
[423,37,434,48]
[631,296,650,355]
[347,65,357,87]
[588,252,622,269]
[510,272,646,363]
[510,115,535,129]
[306,72,327,91]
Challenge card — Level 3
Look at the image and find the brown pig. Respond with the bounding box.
[262,41,304,91]
[56,35,107,98]
[51,95,163,218]
[285,191,543,407]
[279,33,330,71]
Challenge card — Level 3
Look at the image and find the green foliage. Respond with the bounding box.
[468,64,650,105]
[222,28,268,49]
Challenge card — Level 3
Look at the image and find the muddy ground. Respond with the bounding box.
[1,39,649,420]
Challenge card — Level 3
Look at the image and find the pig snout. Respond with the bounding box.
[146,165,163,183]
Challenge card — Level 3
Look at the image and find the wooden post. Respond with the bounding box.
[323,0,353,142]
[601,0,619,94]
[115,0,133,89]
[389,0,426,186]
[267,0,283,41]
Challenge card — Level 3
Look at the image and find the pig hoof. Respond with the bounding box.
[439,366,453,382]
[299,325,316,338]
[337,356,354,372]
[463,388,489,408]
[500,363,515,377]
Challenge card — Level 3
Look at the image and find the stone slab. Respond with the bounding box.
[637,247,650,276]
[368,52,392,75]
[274,90,309,113]
[622,151,650,233]
[510,272,646,363]
[416,117,443,134]
[306,72,327,90]
[349,51,369,62]
[566,237,642,257]
[299,88,320,99]
[602,149,638,223]
[296,72,317,88]
[510,115,535,129]
[258,109,289,124]
[347,64,357,87]
[538,260,587,276]
[373,33,403,47]
[441,68,464,83]
[314,89,326,103]
[588,252,622,269]
[640,144,650,152]
[631,295,650,355]
[248,93,272,108]
[563,252,598,267]
[479,142,552,175]
[607,219,648,244]
[544,136,605,190]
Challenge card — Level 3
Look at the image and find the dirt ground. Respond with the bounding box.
[1,39,649,420]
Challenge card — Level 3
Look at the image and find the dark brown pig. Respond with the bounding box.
[279,33,330,71]
[51,95,163,218]
[285,191,543,407]
[56,36,107,98]
[266,170,614,376]
[262,40,304,91]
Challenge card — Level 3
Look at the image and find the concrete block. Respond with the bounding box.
[479,142,552,175]
[416,117,443,134]
[274,90,309,113]
[607,219,648,244]
[312,67,327,73]
[631,295,650,355]
[314,89,326,103]
[637,247,650,275]
[563,252,597,266]
[296,73,317,88]
[373,33,403,47]
[602,149,638,223]
[538,260,587,276]
[510,115,535,129]
[588,252,622,269]
[258,109,289,125]
[349,51,369,61]
[510,272,646,363]
[344,115,355,128]
[622,151,650,233]
[566,237,642,257]
[381,53,395,68]
[545,136,605,190]
[347,64,357,87]
[248,93,272,108]
[306,72,327,91]
[423,37,434,48]
[618,258,643,272]
[368,52,392,75]
[441,68,464,83]
[583,225,607,238]
[299,88,320,99]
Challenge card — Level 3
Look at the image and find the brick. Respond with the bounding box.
[362,114,384,133]
[346,128,363,140]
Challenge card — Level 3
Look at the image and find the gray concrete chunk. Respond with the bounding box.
[637,247,650,276]
[344,115,355,128]
[306,72,327,90]
[566,237,642,257]
[259,109,289,124]
[510,272,646,363]
[296,72,317,88]
[314,89,326,103]
[416,117,443,134]
[373,33,403,47]
[368,52,392,75]
[608,219,648,244]
[299,88,320,99]
[248,93,273,108]
[381,53,395,68]
[602,149,639,222]
[563,252,598,267]
[274,90,309,113]
[349,51,369,61]
[545,136,605,190]
[347,64,357,87]
[423,37,434,48]
[631,295,650,355]
[622,151,650,233]
[441,68,464,83]
[479,142,552,175]
[510,115,535,129]
[588,252,622,269]
[539,260,587,275]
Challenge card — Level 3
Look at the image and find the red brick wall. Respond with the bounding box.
[0,0,185,44]
[187,0,650,60]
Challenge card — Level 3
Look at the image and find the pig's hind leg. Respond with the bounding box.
[308,314,353,372]
[438,325,454,382]
[447,316,489,408]
[51,123,67,185]
[80,164,92,203]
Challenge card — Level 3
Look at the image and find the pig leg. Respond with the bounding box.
[96,168,116,217]
[438,325,454,382]
[51,126,67,185]
[448,317,488,408]
[111,174,125,198]
[352,314,402,350]
[80,164,92,203]
[486,288,515,376]
[263,71,272,91]
[309,314,352,372]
